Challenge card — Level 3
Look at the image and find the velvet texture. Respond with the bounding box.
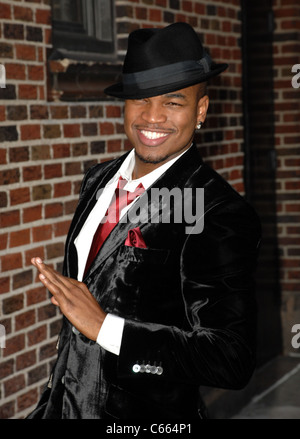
[27,145,261,419]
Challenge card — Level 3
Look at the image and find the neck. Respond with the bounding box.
[132,142,193,180]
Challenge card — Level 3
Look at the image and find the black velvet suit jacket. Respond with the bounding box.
[27,144,261,419]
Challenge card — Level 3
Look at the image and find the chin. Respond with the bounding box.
[135,150,170,165]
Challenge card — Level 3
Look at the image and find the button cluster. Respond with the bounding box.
[132,362,163,375]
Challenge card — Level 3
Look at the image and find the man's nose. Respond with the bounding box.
[141,102,167,124]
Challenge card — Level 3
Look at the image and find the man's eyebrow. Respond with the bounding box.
[163,92,187,99]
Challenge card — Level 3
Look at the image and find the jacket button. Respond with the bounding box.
[145,364,152,373]
[156,366,163,375]
[132,364,140,373]
[150,365,158,374]
[72,326,79,335]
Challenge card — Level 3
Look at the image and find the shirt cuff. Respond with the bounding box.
[96,313,125,356]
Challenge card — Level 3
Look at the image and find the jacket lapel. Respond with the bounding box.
[83,144,203,280]
[64,153,130,279]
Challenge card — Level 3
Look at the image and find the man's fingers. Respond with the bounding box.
[32,257,68,288]
[38,272,63,301]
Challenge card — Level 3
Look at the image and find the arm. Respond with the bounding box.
[116,200,260,389]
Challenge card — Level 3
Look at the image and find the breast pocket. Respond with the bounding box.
[118,245,170,265]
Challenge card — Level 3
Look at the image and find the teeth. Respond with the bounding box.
[140,130,169,140]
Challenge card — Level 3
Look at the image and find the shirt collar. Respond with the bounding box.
[112,146,191,192]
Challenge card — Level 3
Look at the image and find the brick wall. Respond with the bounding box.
[272,0,300,353]
[1,0,246,418]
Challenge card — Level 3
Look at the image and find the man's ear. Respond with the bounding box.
[197,94,209,124]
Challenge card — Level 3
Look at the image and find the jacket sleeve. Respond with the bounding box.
[117,198,261,390]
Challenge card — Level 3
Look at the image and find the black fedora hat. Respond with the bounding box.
[104,22,228,99]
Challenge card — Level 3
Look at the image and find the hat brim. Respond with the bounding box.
[104,63,228,99]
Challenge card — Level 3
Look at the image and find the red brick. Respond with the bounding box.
[0,3,11,19]
[195,3,205,14]
[0,191,8,208]
[19,84,38,99]
[54,220,71,237]
[1,253,22,271]
[0,233,8,250]
[0,148,6,164]
[26,286,47,305]
[63,123,81,138]
[27,325,47,346]
[30,105,48,120]
[44,202,63,218]
[5,63,26,80]
[38,303,57,321]
[21,124,41,140]
[15,310,35,331]
[107,139,122,153]
[0,359,14,380]
[65,161,81,175]
[106,105,121,118]
[149,8,162,21]
[39,84,45,100]
[44,163,62,179]
[52,143,70,158]
[0,401,15,419]
[28,65,44,81]
[9,146,29,162]
[0,168,20,185]
[25,246,44,266]
[13,269,33,290]
[0,277,10,294]
[17,389,38,412]
[182,1,193,12]
[0,210,20,228]
[0,106,5,121]
[50,105,69,119]
[32,224,52,242]
[285,181,300,190]
[10,187,30,205]
[100,122,114,135]
[10,228,30,248]
[23,165,42,182]
[46,242,64,259]
[54,181,71,198]
[36,8,51,25]
[14,5,33,21]
[4,23,24,40]
[15,43,36,60]
[4,374,25,397]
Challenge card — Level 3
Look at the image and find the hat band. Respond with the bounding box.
[122,55,211,91]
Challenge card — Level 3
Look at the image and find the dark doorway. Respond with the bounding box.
[241,0,282,365]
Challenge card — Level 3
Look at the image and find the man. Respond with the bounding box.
[28,23,260,419]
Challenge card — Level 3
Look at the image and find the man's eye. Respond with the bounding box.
[167,101,181,107]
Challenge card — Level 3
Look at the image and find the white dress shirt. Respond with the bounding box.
[75,147,190,355]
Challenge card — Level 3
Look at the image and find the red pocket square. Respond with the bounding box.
[125,227,147,248]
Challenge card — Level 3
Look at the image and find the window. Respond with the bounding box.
[51,0,116,60]
[49,0,120,101]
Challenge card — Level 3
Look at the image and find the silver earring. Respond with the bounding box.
[196,121,202,130]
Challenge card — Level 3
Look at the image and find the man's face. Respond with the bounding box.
[124,84,209,168]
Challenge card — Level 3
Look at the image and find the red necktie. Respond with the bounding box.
[83,177,145,276]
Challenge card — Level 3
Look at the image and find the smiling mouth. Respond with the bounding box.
[140,130,169,140]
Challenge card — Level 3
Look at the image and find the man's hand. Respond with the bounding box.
[31,257,106,341]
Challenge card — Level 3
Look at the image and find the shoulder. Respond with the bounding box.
[79,151,131,196]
